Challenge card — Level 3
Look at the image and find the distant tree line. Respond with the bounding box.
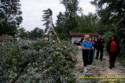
[17,27,44,40]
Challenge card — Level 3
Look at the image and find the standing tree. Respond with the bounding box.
[56,12,67,39]
[75,13,99,32]
[29,27,44,40]
[56,0,79,39]
[17,27,28,39]
[91,0,125,54]
[0,0,22,36]
[91,0,125,36]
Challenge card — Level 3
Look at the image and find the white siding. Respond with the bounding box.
[71,37,83,43]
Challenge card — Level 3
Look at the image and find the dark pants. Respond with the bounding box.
[109,53,117,68]
[96,48,103,61]
[82,49,94,66]
[88,49,94,65]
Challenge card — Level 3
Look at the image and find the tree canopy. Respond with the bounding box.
[91,0,125,30]
[0,0,23,36]
[56,0,79,39]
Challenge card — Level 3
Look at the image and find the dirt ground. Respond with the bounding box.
[74,48,125,83]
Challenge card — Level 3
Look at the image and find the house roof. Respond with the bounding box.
[69,32,99,37]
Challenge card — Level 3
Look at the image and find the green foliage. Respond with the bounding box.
[61,0,78,15]
[28,28,44,40]
[92,0,125,57]
[56,12,68,40]
[16,28,29,39]
[56,11,114,38]
[0,0,22,36]
[91,0,125,35]
[16,27,44,40]
[75,13,120,34]
[103,31,113,44]
[74,13,98,33]
[56,0,79,40]
[91,0,125,26]
[0,39,77,83]
[56,0,115,39]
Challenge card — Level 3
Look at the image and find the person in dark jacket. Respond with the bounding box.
[107,35,120,69]
[95,35,105,61]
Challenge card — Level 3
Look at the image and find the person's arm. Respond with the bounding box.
[91,42,94,49]
[79,42,84,49]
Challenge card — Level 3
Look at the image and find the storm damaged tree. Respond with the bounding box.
[42,8,60,42]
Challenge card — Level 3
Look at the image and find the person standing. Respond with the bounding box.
[106,35,120,69]
[91,37,97,54]
[95,35,105,61]
[89,37,95,65]
[80,35,94,72]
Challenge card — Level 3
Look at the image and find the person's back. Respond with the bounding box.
[106,35,120,69]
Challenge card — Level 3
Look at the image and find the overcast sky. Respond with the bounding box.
[20,0,96,31]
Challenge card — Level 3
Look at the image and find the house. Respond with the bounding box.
[0,33,13,42]
[69,32,99,44]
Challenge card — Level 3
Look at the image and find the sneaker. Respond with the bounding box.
[84,67,88,73]
[87,66,91,70]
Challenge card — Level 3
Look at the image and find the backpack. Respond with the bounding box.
[110,40,117,53]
